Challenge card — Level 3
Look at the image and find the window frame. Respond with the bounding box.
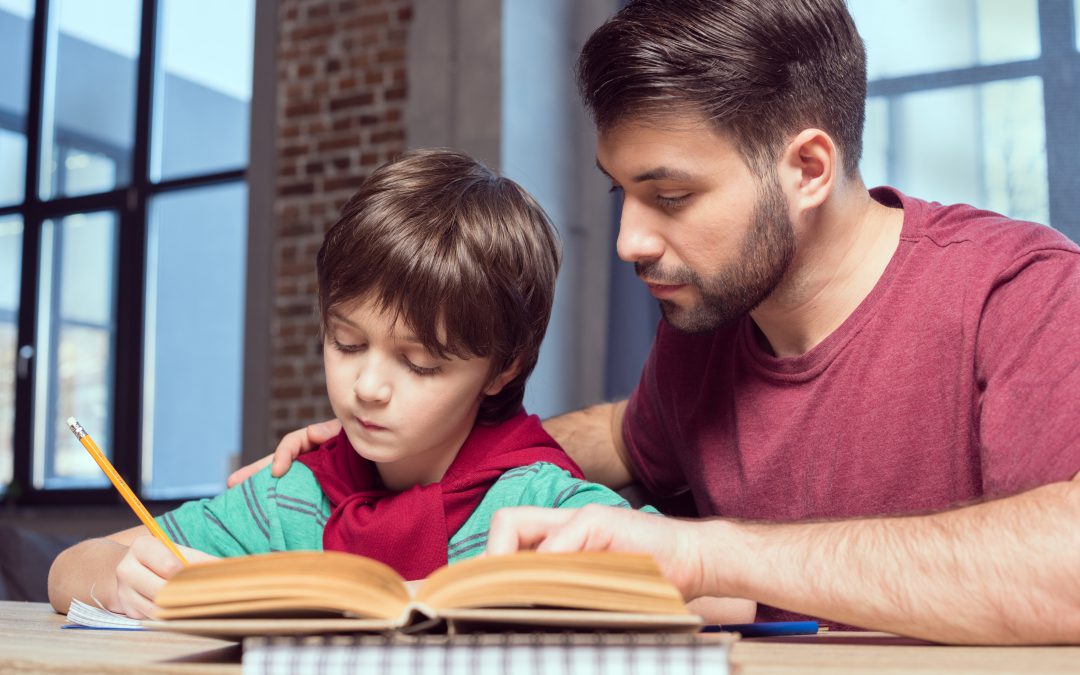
[1,0,269,507]
[864,0,1080,240]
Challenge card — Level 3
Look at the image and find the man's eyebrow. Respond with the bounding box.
[595,159,613,179]
[594,158,695,183]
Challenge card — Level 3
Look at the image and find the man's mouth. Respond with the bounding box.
[643,280,686,298]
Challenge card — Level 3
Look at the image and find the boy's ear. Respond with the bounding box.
[484,357,522,397]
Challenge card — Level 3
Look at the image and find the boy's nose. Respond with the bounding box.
[353,365,391,404]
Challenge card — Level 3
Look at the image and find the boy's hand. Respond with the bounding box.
[225,419,341,488]
[112,535,217,619]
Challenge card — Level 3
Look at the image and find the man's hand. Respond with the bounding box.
[226,419,341,488]
[486,504,729,601]
[111,536,217,619]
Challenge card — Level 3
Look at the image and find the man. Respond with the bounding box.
[233,0,1080,644]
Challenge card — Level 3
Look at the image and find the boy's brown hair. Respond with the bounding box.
[316,149,561,424]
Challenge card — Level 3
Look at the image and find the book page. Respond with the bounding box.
[418,552,688,615]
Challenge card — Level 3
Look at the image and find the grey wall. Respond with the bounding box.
[407,0,621,419]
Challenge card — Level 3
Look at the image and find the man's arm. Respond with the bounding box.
[488,473,1080,645]
[542,400,634,489]
[227,402,635,490]
[226,419,341,487]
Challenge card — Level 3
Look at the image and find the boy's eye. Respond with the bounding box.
[607,184,623,195]
[331,337,364,354]
[403,357,441,377]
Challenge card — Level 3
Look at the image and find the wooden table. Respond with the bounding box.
[3,601,1079,674]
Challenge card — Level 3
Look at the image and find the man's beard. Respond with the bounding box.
[635,175,796,334]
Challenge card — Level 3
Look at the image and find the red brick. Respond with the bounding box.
[284,101,320,117]
[317,135,361,152]
[329,92,375,111]
[323,176,360,192]
[370,128,404,143]
[272,0,409,439]
[278,144,309,158]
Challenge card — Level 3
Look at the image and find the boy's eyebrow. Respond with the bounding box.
[328,311,425,345]
[595,158,695,184]
[327,311,357,327]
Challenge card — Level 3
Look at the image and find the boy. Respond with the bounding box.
[48,149,653,619]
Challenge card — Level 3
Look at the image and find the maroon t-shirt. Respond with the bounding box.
[623,187,1080,627]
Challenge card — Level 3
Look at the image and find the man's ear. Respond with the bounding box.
[777,128,836,213]
[484,357,522,397]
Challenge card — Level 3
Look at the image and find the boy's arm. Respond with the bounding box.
[48,469,284,617]
[47,525,213,617]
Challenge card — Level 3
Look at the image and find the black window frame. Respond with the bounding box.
[864,0,1080,241]
[2,0,256,507]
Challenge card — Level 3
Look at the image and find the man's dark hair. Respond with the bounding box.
[578,0,867,176]
[317,149,561,424]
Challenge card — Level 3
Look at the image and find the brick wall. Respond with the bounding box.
[271,0,411,444]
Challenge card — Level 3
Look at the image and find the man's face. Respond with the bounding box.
[596,118,796,333]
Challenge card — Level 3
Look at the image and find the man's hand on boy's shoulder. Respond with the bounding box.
[226,419,341,488]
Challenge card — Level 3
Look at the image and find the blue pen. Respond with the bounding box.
[701,620,820,637]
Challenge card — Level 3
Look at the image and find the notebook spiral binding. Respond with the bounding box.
[243,632,732,675]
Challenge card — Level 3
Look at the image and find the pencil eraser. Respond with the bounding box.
[66,416,76,426]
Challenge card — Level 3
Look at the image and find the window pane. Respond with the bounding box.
[0,0,33,206]
[39,0,141,200]
[143,183,247,498]
[33,212,117,489]
[849,0,1040,80]
[864,77,1048,224]
[0,214,22,491]
[151,0,255,182]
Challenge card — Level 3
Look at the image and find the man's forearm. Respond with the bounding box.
[543,401,633,489]
[703,478,1080,644]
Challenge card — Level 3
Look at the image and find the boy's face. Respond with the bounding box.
[322,295,509,490]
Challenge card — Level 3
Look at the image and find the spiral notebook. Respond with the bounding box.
[242,632,734,675]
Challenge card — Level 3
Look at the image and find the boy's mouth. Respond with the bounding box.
[356,417,387,432]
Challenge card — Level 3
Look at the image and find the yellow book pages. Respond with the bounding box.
[150,549,698,633]
[154,551,410,620]
[416,551,689,615]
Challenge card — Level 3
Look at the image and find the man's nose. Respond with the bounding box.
[615,199,665,264]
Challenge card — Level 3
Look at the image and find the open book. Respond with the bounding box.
[136,550,701,637]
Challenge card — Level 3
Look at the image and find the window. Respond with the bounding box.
[0,0,255,504]
[850,0,1080,239]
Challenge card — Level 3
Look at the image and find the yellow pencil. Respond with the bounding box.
[66,417,188,564]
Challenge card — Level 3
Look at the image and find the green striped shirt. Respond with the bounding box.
[156,461,657,564]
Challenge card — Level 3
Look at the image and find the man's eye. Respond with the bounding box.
[608,184,623,194]
[656,193,691,209]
